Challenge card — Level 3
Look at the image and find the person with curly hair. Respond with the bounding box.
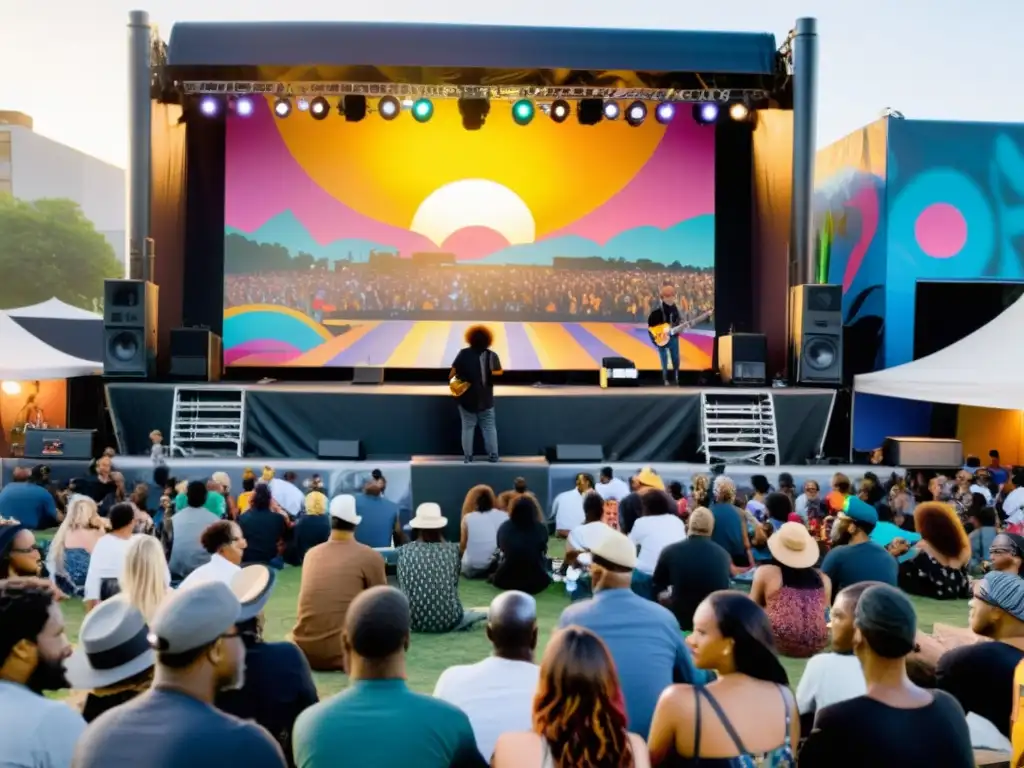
[898,501,971,600]
[449,324,502,463]
[492,625,649,767]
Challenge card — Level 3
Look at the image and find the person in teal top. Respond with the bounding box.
[870,503,921,563]
[292,586,486,768]
[175,481,226,518]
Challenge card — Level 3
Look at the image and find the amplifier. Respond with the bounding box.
[23,428,96,460]
[882,437,963,468]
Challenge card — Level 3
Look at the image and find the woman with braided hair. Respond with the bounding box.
[493,625,649,767]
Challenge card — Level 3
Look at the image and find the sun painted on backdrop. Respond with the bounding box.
[914,202,967,258]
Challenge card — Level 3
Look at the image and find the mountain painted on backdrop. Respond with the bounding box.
[228,210,714,267]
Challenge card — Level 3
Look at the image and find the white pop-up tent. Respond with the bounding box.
[0,312,101,380]
[6,297,101,320]
[854,291,1024,410]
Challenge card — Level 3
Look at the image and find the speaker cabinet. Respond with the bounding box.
[103,279,158,378]
[789,284,843,385]
[317,439,364,460]
[170,328,222,382]
[882,437,963,468]
[550,444,604,462]
[718,333,767,385]
[352,367,384,385]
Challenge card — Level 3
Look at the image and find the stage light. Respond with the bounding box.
[309,97,330,120]
[273,98,291,118]
[199,96,219,117]
[577,99,603,126]
[341,95,367,122]
[550,99,571,123]
[411,98,434,123]
[692,102,719,125]
[729,103,750,121]
[1,381,21,396]
[655,102,675,124]
[459,97,490,130]
[379,96,401,120]
[512,99,535,126]
[603,101,621,121]
[297,98,309,112]
[625,101,647,127]
[235,97,254,117]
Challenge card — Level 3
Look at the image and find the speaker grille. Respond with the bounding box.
[807,284,842,312]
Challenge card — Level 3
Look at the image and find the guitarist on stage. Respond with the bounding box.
[648,283,684,386]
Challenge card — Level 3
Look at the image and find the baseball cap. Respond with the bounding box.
[150,581,241,655]
[590,529,637,570]
[840,496,878,526]
[855,583,917,657]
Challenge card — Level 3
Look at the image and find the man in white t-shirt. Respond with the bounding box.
[433,591,540,761]
[1002,470,1024,527]
[596,466,631,502]
[629,490,686,583]
[269,471,305,517]
[551,473,595,537]
[84,502,151,610]
[566,492,612,563]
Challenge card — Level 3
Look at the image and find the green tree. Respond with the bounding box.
[0,195,123,310]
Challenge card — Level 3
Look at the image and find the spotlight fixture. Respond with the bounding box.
[550,99,571,123]
[235,97,254,118]
[379,96,401,120]
[297,98,310,112]
[459,97,490,130]
[729,103,751,121]
[692,102,719,125]
[655,102,675,124]
[411,98,434,123]
[577,99,603,126]
[273,98,291,118]
[512,99,535,126]
[198,96,219,117]
[309,97,330,120]
[625,101,647,127]
[341,95,367,122]
[603,101,621,121]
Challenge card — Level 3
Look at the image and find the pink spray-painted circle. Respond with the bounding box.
[914,203,967,258]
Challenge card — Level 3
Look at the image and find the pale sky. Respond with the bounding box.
[1,0,1019,169]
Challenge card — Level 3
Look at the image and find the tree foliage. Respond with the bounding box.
[0,195,123,310]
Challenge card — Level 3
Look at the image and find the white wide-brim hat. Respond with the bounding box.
[409,502,448,529]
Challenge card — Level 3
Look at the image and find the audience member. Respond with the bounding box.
[870,502,921,559]
[168,481,222,580]
[558,528,703,737]
[493,495,551,595]
[119,535,171,623]
[237,471,257,514]
[0,520,42,579]
[286,493,330,566]
[459,485,504,578]
[820,496,898,600]
[354,477,405,549]
[0,466,58,529]
[552,473,594,537]
[795,582,873,733]
[492,625,650,767]
[240,484,291,568]
[629,489,686,599]
[67,597,155,722]
[799,584,974,768]
[218,565,319,765]
[291,495,386,671]
[989,533,1024,576]
[47,496,107,597]
[268,471,304,518]
[565,491,611,564]
[180,520,247,588]
[751,522,831,657]
[434,591,541,761]
[967,505,999,573]
[84,502,142,608]
[708,476,753,569]
[174,476,226,518]
[0,578,86,766]
[648,592,798,765]
[595,466,631,503]
[898,502,970,600]
[746,474,771,520]
[795,479,822,522]
[293,586,486,767]
[651,506,731,631]
[616,467,664,535]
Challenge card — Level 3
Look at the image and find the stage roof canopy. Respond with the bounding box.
[166,22,779,75]
[0,312,101,380]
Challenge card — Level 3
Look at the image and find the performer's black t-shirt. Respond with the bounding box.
[647,302,681,330]
[451,347,502,413]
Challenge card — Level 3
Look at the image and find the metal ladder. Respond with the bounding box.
[699,390,780,466]
[170,386,247,458]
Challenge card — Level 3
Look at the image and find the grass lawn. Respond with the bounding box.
[51,537,971,699]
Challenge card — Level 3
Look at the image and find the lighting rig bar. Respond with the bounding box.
[181,81,770,104]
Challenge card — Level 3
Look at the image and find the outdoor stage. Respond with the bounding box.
[106,382,835,465]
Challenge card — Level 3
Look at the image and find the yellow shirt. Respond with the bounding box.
[1011,657,1024,766]
[237,491,253,514]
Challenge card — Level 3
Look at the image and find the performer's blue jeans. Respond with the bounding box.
[459,406,498,459]
[658,335,680,381]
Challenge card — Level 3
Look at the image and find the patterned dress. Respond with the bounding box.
[898,550,970,600]
[397,541,465,633]
[54,548,91,598]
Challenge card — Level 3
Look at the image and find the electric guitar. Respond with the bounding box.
[648,309,713,347]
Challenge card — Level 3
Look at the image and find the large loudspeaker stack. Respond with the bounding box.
[103,279,158,378]
[789,284,843,385]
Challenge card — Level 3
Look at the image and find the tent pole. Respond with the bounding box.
[790,17,819,286]
[127,10,152,282]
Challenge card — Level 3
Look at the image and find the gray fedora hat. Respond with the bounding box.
[66,597,155,690]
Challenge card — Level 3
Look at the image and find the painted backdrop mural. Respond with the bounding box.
[223,97,715,370]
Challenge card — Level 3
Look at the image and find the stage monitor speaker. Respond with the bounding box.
[352,367,384,385]
[717,333,767,385]
[789,284,843,385]
[317,439,364,460]
[103,279,158,378]
[600,356,637,388]
[550,444,604,462]
[882,437,963,468]
[23,428,96,460]
[169,328,222,382]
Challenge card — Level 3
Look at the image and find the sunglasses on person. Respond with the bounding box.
[990,546,1021,558]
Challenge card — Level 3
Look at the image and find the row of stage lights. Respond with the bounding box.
[198,94,752,128]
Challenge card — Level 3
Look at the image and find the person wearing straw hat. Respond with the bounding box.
[751,521,832,658]
[218,565,318,764]
[67,597,156,722]
[398,503,486,633]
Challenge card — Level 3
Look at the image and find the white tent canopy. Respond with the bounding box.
[0,312,101,379]
[6,297,101,321]
[855,291,1024,410]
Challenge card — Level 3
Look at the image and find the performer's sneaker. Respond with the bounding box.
[488,454,499,463]
[463,456,473,463]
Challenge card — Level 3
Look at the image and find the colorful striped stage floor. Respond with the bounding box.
[226,318,715,371]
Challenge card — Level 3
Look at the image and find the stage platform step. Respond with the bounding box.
[699,391,780,466]
[170,386,247,458]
